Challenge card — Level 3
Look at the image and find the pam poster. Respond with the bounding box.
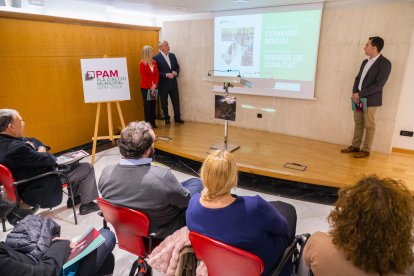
[80,58,131,103]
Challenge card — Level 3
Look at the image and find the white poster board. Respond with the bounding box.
[80,58,131,103]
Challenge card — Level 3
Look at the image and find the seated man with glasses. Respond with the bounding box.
[0,109,99,215]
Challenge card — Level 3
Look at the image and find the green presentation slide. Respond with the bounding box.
[214,5,322,99]
[260,10,321,81]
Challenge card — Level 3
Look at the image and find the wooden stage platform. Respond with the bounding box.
[153,121,414,194]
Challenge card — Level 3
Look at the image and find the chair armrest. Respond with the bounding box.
[13,169,68,186]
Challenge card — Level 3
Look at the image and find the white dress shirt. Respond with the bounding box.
[162,52,171,69]
[358,53,381,91]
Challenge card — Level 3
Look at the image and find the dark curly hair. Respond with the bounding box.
[117,121,154,159]
[329,175,414,274]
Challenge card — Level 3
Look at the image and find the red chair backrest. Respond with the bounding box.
[189,231,264,276]
[0,164,18,202]
[97,197,150,257]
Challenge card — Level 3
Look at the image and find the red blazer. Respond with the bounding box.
[140,60,159,89]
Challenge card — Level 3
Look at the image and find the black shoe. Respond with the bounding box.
[165,118,170,124]
[175,119,184,124]
[67,195,81,208]
[340,145,360,153]
[79,202,99,215]
[6,205,39,226]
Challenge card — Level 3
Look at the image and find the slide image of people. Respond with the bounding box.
[221,27,254,66]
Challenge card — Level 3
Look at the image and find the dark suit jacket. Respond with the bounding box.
[352,54,392,107]
[153,52,180,91]
[0,134,62,208]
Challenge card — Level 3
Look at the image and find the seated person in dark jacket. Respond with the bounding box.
[0,109,99,215]
[0,214,116,276]
[98,121,203,238]
[186,150,294,276]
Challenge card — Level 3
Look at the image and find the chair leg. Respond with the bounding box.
[67,184,78,225]
[1,217,6,232]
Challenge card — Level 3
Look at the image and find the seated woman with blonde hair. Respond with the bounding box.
[304,175,414,276]
[186,150,296,276]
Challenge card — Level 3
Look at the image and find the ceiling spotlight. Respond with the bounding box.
[233,0,249,3]
[173,6,187,10]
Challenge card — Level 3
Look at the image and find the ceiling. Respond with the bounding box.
[75,0,341,16]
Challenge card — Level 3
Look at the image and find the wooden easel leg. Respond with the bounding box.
[116,101,126,128]
[91,103,101,164]
[107,102,114,144]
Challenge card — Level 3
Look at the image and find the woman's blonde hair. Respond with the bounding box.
[200,150,238,201]
[141,45,153,65]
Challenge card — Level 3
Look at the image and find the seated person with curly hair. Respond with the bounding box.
[304,175,414,275]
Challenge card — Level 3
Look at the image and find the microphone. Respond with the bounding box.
[207,69,228,76]
[207,69,241,77]
[228,69,241,77]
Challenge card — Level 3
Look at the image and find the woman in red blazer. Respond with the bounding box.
[139,45,159,128]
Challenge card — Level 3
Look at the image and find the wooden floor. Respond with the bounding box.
[153,121,414,193]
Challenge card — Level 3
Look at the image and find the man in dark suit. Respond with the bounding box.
[153,40,184,124]
[341,36,392,158]
[0,109,99,214]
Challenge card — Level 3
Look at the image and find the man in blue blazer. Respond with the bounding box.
[341,36,392,158]
[153,40,184,124]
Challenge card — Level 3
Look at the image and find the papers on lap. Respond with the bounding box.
[63,227,105,270]
[56,150,90,165]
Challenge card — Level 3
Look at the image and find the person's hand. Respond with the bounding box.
[166,73,174,79]
[69,241,78,250]
[172,71,178,77]
[37,146,47,153]
[352,93,360,103]
[53,237,78,250]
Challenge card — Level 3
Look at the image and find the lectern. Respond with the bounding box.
[203,75,252,152]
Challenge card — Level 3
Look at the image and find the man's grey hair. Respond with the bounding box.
[118,121,154,159]
[0,109,19,132]
[158,40,168,47]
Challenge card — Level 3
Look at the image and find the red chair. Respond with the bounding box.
[189,231,311,276]
[0,164,78,231]
[96,197,155,258]
[189,231,264,276]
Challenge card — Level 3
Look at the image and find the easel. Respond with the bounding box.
[91,101,126,163]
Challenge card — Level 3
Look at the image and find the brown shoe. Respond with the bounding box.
[340,146,360,153]
[353,150,370,158]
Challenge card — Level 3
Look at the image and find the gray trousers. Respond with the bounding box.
[352,107,377,152]
[66,163,99,205]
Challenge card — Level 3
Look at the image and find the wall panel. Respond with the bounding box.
[0,13,159,152]
[161,1,414,153]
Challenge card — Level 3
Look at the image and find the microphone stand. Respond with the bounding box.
[207,70,241,152]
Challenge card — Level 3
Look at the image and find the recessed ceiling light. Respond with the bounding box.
[173,6,187,10]
[233,0,249,3]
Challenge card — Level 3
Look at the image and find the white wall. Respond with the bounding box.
[160,0,414,153]
[393,27,414,150]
